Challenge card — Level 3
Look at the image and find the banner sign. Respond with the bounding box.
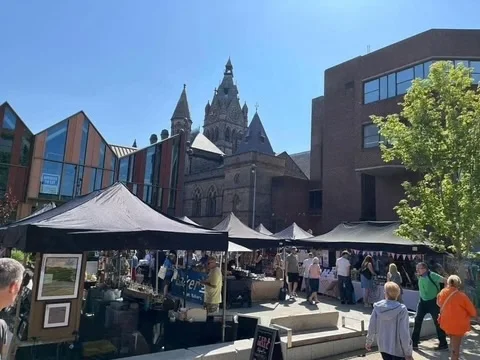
[171,269,208,304]
[41,173,60,195]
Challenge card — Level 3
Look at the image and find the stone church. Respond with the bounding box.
[170,59,312,231]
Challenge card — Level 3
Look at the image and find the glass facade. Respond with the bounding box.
[363,124,384,149]
[79,119,89,165]
[119,157,128,183]
[143,146,155,203]
[60,164,76,200]
[3,108,16,130]
[40,161,63,198]
[364,59,480,104]
[0,133,14,164]
[44,120,68,162]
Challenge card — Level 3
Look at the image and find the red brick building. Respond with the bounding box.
[312,29,480,232]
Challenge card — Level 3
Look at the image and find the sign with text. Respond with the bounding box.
[250,325,283,360]
[171,269,208,304]
[41,173,60,195]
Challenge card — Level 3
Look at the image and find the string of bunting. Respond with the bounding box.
[350,250,417,260]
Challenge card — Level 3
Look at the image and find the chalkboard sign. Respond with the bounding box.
[250,325,283,360]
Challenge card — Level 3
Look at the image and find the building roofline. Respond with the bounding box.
[1,101,34,134]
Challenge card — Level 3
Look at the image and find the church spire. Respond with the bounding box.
[224,57,233,75]
[171,84,192,139]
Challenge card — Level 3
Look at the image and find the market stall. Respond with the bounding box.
[0,182,229,359]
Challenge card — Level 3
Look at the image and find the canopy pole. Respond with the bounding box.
[282,246,286,287]
[117,251,121,286]
[221,250,228,342]
[155,251,159,294]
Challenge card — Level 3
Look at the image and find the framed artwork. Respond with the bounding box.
[43,302,71,328]
[37,254,83,300]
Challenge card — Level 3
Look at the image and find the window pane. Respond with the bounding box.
[364,90,379,104]
[0,133,14,164]
[396,68,414,83]
[363,135,380,148]
[119,158,128,183]
[455,60,468,68]
[472,73,480,85]
[20,131,33,166]
[98,142,106,168]
[44,121,68,162]
[108,170,114,186]
[363,124,379,137]
[128,155,135,182]
[3,108,16,130]
[144,147,155,186]
[388,73,396,97]
[110,154,116,171]
[396,81,412,95]
[379,76,388,100]
[470,61,480,73]
[424,61,433,77]
[79,119,89,165]
[414,64,424,79]
[95,169,103,190]
[89,168,96,193]
[60,164,76,200]
[364,79,379,93]
[0,165,8,195]
[75,165,85,196]
[40,160,63,196]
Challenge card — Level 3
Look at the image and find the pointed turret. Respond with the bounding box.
[132,139,137,148]
[171,84,192,139]
[236,112,274,156]
[205,101,211,116]
[225,57,233,75]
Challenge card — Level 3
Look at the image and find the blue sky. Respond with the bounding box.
[1,1,479,154]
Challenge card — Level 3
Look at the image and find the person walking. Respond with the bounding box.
[200,256,223,314]
[411,262,448,350]
[302,252,314,293]
[286,247,299,298]
[437,275,478,360]
[307,257,322,304]
[366,282,413,360]
[387,263,403,302]
[360,255,376,307]
[161,252,176,297]
[336,250,354,304]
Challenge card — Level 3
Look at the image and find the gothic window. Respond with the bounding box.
[214,127,219,142]
[192,188,202,217]
[225,127,231,142]
[232,194,240,213]
[234,173,240,184]
[206,186,217,216]
[232,130,237,152]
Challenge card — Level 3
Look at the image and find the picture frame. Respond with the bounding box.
[43,302,71,329]
[37,253,83,301]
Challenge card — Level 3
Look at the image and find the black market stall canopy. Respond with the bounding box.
[273,222,313,241]
[214,213,284,249]
[0,182,229,253]
[255,223,273,235]
[298,221,433,253]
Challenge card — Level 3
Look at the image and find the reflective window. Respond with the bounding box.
[455,60,468,68]
[0,133,14,164]
[108,170,114,186]
[40,160,63,196]
[414,64,424,79]
[89,168,96,193]
[20,130,33,166]
[144,147,155,185]
[99,142,106,168]
[379,76,388,100]
[44,121,68,162]
[79,119,89,165]
[110,154,116,171]
[2,108,16,130]
[396,68,414,95]
[424,61,433,78]
[60,164,76,200]
[119,158,128,183]
[387,73,396,97]
[0,165,8,196]
[128,155,135,182]
[95,169,103,190]
[363,124,381,148]
[75,165,85,196]
[364,79,379,104]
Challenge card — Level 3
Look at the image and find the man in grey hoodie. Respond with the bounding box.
[366,282,413,360]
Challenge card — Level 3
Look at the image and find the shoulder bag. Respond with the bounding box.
[437,289,459,324]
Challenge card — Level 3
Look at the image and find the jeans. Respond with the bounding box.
[381,353,404,360]
[337,275,354,303]
[411,298,447,346]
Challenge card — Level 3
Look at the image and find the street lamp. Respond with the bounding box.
[251,164,256,229]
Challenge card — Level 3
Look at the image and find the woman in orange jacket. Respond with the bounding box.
[436,275,478,360]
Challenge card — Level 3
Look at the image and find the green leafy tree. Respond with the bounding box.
[372,61,480,269]
[0,188,18,226]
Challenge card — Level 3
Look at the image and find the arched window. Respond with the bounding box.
[232,130,237,153]
[206,186,217,216]
[214,127,219,142]
[225,127,231,142]
[232,194,240,213]
[192,188,202,217]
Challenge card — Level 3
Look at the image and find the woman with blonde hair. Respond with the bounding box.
[307,257,321,305]
[436,275,478,360]
[366,282,413,360]
[387,263,403,302]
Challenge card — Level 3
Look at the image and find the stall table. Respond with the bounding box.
[250,278,283,302]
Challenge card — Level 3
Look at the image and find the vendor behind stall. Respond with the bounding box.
[201,256,222,314]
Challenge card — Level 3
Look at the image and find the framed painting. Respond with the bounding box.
[43,302,71,328]
[37,254,83,300]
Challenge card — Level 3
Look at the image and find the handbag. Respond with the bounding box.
[158,265,167,280]
[360,266,372,280]
[437,289,459,324]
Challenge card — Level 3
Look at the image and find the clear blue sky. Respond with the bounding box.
[1,1,479,154]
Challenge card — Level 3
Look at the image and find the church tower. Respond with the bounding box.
[203,58,248,155]
[171,84,192,141]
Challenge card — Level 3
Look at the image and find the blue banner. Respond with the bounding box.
[171,269,208,304]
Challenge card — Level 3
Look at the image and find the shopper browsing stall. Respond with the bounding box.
[200,256,222,314]
[361,255,376,308]
[336,250,354,304]
[307,257,321,305]
[286,247,300,298]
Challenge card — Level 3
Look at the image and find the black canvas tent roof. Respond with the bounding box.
[214,213,283,249]
[274,222,312,240]
[299,222,432,253]
[0,183,228,253]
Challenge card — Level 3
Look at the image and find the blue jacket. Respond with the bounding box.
[366,299,412,357]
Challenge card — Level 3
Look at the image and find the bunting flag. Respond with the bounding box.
[379,251,383,256]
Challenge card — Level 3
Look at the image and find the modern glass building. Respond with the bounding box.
[0,102,185,219]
